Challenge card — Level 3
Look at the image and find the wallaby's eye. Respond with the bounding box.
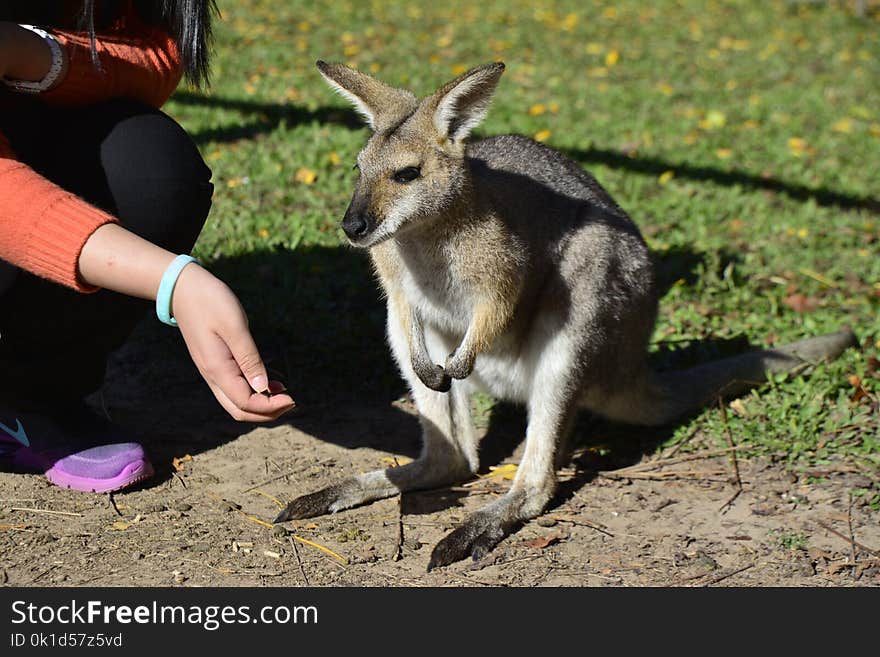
[392,166,421,183]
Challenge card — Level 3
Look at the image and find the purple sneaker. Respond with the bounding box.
[0,405,154,493]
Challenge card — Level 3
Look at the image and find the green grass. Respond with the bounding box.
[163,0,879,476]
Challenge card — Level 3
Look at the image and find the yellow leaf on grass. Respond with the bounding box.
[605,49,620,66]
[528,103,546,116]
[294,168,317,185]
[658,170,675,185]
[534,129,552,142]
[788,137,808,156]
[832,118,854,133]
[699,110,726,130]
[715,148,733,159]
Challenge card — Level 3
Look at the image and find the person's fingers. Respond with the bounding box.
[196,331,295,418]
[223,318,270,393]
[208,380,294,422]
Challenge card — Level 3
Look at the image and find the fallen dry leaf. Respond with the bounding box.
[172,454,193,472]
[729,399,749,417]
[524,531,564,550]
[478,463,518,480]
[783,294,819,313]
[849,375,871,403]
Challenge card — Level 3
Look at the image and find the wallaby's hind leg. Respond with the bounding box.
[428,334,581,570]
[275,316,478,522]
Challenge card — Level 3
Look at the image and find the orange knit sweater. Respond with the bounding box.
[0,12,183,291]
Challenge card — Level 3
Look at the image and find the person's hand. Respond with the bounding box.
[171,263,295,422]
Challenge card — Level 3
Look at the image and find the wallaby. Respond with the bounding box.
[274,60,857,570]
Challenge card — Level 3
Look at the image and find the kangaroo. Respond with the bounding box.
[274,60,858,570]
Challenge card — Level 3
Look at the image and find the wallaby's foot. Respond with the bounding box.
[275,455,476,524]
[427,491,537,571]
[428,511,512,570]
[413,362,452,392]
[273,476,384,522]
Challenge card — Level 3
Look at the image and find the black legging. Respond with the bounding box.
[0,99,213,408]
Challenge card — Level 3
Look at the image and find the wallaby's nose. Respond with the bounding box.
[341,209,372,240]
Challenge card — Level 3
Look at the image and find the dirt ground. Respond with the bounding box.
[1,321,878,588]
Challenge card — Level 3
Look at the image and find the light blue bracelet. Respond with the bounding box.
[156,255,199,326]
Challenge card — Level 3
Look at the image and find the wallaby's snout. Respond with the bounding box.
[341,203,374,242]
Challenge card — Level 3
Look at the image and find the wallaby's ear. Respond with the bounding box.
[431,62,505,142]
[316,60,418,133]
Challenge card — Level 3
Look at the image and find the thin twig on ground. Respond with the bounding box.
[660,426,700,460]
[391,457,405,561]
[11,507,82,517]
[30,564,61,584]
[815,520,880,558]
[392,494,405,562]
[603,446,747,476]
[698,562,755,587]
[108,493,123,518]
[599,469,729,481]
[847,493,857,565]
[241,469,297,493]
[718,398,743,514]
[719,399,741,487]
[288,536,310,586]
[547,514,614,538]
[719,488,742,513]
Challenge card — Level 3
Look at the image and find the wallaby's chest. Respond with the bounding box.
[374,244,475,334]
[400,257,472,333]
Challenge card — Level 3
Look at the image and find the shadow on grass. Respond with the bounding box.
[170,90,362,145]
[560,145,879,214]
[171,90,877,214]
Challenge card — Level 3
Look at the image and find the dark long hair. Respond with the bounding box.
[0,1,217,86]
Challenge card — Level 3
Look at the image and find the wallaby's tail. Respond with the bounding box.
[603,328,858,426]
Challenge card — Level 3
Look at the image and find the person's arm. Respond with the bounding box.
[0,15,182,109]
[42,18,183,108]
[79,224,295,422]
[0,22,59,84]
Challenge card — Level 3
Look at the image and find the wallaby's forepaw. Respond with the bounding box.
[273,480,364,522]
[427,511,511,571]
[414,362,452,392]
[444,351,475,381]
